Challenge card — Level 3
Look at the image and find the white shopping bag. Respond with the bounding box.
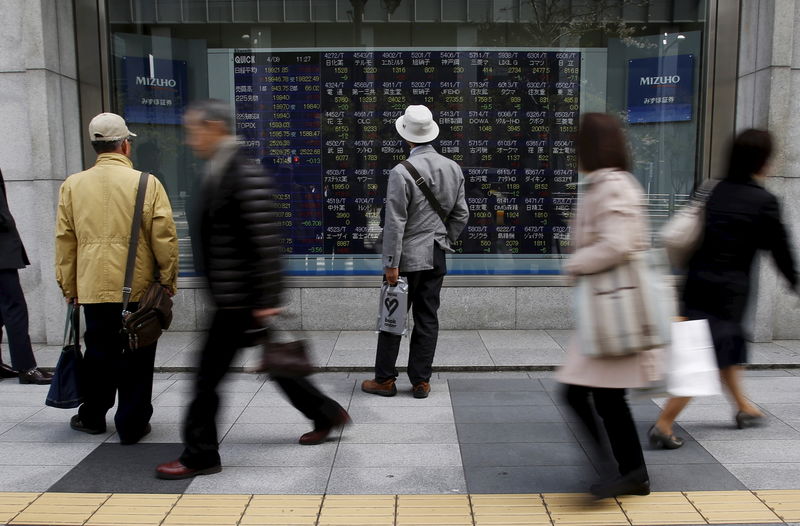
[667,319,722,397]
[376,277,409,336]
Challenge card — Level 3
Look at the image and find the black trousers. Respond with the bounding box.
[564,384,647,478]
[79,303,156,442]
[180,308,343,469]
[0,269,37,372]
[375,245,446,385]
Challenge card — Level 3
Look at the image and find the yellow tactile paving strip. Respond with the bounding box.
[0,490,796,526]
[86,494,178,526]
[756,491,800,523]
[617,493,705,525]
[685,491,782,524]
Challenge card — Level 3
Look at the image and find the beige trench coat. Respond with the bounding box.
[556,169,664,389]
[55,153,178,303]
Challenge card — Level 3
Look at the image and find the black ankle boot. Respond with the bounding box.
[590,470,650,499]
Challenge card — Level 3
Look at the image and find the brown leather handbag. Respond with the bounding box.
[248,326,313,377]
[259,340,313,377]
[122,281,173,349]
[120,172,173,350]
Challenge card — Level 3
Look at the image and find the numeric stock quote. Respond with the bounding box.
[233,49,580,256]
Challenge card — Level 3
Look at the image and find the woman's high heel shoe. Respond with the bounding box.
[648,425,684,449]
[735,411,764,429]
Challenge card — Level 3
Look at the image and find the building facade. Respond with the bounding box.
[1,0,797,344]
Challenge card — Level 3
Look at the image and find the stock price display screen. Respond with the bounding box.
[233,49,580,256]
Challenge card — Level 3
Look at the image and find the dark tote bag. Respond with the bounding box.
[45,304,84,408]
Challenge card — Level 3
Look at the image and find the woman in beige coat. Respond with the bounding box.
[556,113,656,499]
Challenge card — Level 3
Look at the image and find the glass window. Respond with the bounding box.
[106,0,708,278]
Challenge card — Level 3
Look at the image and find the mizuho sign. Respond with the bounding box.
[627,54,694,124]
[639,75,681,86]
[134,76,178,88]
[123,56,187,125]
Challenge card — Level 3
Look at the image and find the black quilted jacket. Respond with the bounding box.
[197,150,283,309]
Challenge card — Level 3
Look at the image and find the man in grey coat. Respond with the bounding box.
[362,105,469,398]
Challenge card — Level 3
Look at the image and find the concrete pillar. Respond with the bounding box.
[738,0,800,340]
[0,0,81,345]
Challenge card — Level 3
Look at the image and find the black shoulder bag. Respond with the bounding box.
[120,172,173,350]
[400,160,449,225]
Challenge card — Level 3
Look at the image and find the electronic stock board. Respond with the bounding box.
[232,49,580,257]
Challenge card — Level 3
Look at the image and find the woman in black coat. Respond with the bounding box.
[650,129,798,449]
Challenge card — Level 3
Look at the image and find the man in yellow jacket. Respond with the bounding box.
[55,113,178,445]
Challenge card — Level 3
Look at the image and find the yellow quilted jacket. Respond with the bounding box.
[55,153,178,303]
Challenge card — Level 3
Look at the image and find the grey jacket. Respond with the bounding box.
[382,145,469,272]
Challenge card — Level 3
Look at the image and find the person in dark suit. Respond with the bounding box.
[650,129,798,448]
[155,99,349,480]
[0,168,52,384]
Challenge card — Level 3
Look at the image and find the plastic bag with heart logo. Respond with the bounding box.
[376,276,409,335]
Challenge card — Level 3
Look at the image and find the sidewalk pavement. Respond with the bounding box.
[1,369,800,496]
[2,332,800,525]
[8,330,800,372]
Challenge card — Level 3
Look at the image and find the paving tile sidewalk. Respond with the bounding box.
[0,371,799,497]
[7,330,800,372]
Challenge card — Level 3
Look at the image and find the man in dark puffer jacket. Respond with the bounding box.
[156,99,349,480]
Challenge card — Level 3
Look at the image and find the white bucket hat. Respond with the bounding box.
[395,105,439,143]
[88,113,137,142]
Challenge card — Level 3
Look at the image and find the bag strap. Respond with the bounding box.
[122,172,149,316]
[63,304,81,349]
[400,160,448,225]
[63,304,73,346]
[72,304,81,349]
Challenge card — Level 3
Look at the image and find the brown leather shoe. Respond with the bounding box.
[155,459,222,480]
[361,378,397,397]
[299,407,352,446]
[18,368,52,385]
[413,381,431,399]
[70,414,106,435]
[0,363,18,378]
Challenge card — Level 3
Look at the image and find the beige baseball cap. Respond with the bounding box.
[88,113,137,142]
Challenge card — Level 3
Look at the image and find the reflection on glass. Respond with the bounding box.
[108,0,708,277]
